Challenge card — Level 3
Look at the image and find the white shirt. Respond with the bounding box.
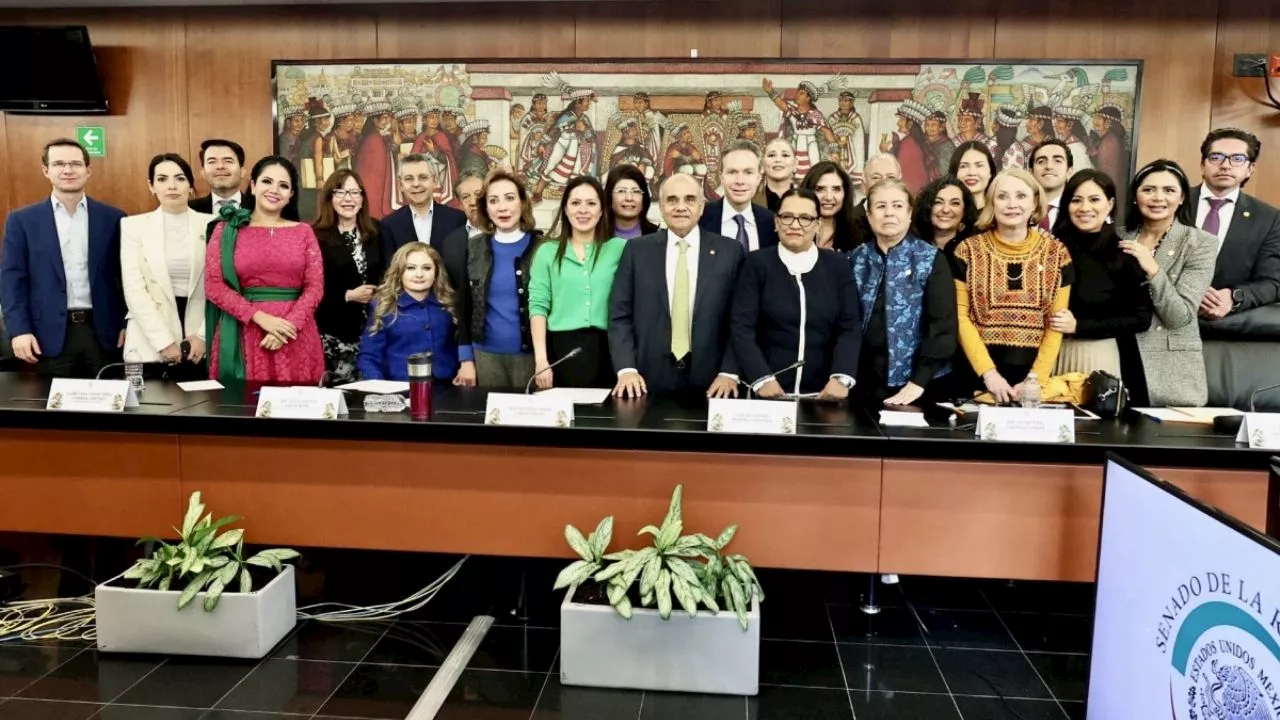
[211,191,242,213]
[411,203,435,245]
[465,221,480,238]
[163,211,193,297]
[51,195,92,309]
[665,227,700,320]
[1046,197,1061,229]
[719,201,760,251]
[1195,186,1241,255]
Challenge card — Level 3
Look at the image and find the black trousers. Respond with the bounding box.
[36,320,119,379]
[547,328,614,388]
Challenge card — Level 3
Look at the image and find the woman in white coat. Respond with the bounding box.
[121,153,214,380]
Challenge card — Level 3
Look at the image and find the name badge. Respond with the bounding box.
[255,386,348,419]
[484,392,574,428]
[46,379,137,412]
[1235,413,1280,449]
[976,406,1075,443]
[707,398,797,435]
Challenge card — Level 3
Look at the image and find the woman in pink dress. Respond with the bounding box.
[205,156,325,383]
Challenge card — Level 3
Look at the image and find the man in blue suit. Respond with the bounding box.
[1,139,127,378]
[698,140,779,252]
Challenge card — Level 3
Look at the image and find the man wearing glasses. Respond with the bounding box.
[1191,128,1280,318]
[379,153,466,263]
[1,139,127,377]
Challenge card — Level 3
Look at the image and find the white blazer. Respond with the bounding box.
[121,208,213,362]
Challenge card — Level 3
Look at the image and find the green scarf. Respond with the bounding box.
[206,204,302,382]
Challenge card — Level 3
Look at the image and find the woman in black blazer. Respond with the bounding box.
[731,188,862,400]
[313,169,385,384]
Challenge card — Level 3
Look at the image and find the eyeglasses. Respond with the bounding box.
[613,188,644,197]
[333,189,364,199]
[777,213,818,228]
[1206,152,1251,167]
[48,161,86,171]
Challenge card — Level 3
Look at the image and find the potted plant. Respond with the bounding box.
[95,491,300,659]
[554,485,764,696]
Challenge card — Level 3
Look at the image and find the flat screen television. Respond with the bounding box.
[0,25,107,114]
[1087,453,1280,719]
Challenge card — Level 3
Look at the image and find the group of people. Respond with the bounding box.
[2,125,1278,410]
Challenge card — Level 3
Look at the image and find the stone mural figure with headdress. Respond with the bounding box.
[632,92,664,165]
[992,105,1024,171]
[355,97,397,217]
[1089,101,1128,189]
[532,71,599,203]
[662,122,707,187]
[953,91,999,157]
[299,97,335,189]
[458,118,493,176]
[1052,89,1095,171]
[827,90,866,184]
[1003,87,1057,171]
[880,99,931,194]
[762,74,844,182]
[277,101,307,170]
[608,116,658,185]
[922,109,954,182]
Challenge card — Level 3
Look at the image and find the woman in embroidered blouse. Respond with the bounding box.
[529,176,626,389]
[850,179,956,406]
[205,156,325,384]
[1116,159,1217,407]
[952,168,1074,403]
[730,188,861,400]
[314,169,384,385]
[801,161,858,254]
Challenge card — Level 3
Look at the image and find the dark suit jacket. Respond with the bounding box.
[314,226,386,344]
[191,194,254,241]
[378,203,467,262]
[1191,185,1280,311]
[0,197,127,356]
[608,229,745,394]
[698,201,779,250]
[435,225,472,294]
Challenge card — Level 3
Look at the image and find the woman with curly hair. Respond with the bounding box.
[357,242,459,382]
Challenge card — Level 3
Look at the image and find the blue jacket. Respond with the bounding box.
[850,234,946,387]
[357,292,460,381]
[0,196,127,357]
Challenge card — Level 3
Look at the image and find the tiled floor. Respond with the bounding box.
[0,545,1092,719]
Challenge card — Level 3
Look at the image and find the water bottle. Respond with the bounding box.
[124,349,144,395]
[407,351,434,421]
[1020,371,1042,409]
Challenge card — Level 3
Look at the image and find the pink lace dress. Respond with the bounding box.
[205,223,326,383]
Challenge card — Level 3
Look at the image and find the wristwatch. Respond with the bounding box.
[833,375,856,389]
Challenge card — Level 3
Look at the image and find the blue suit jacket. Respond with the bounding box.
[698,200,778,250]
[0,197,127,357]
[379,202,467,261]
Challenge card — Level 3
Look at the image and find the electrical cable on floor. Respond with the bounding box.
[0,564,99,591]
[296,556,468,622]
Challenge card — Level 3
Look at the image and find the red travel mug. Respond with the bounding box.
[407,352,433,420]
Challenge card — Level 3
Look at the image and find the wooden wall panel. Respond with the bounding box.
[780,0,997,59]
[376,4,574,59]
[993,0,1220,178]
[575,0,782,58]
[184,8,378,198]
[0,10,190,216]
[1209,0,1280,205]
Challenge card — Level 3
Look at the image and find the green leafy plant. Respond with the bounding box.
[123,491,300,612]
[553,485,764,630]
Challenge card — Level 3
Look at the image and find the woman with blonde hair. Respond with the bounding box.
[754,136,796,212]
[357,242,459,382]
[951,167,1074,402]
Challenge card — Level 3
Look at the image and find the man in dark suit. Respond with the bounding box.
[850,153,903,247]
[610,173,745,399]
[190,138,254,239]
[379,153,467,262]
[1193,128,1280,319]
[698,140,779,252]
[1,138,127,378]
[435,170,486,293]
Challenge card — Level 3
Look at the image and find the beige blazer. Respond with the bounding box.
[121,208,213,362]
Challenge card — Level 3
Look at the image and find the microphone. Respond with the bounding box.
[1215,383,1280,434]
[525,347,583,394]
[95,362,125,380]
[745,360,806,398]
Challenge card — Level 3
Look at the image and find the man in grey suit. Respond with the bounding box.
[609,173,744,399]
[1192,127,1280,319]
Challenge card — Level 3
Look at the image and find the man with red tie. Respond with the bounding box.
[1030,139,1073,232]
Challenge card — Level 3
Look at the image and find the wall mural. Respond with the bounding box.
[271,59,1142,223]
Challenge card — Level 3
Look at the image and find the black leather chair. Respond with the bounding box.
[1201,305,1280,410]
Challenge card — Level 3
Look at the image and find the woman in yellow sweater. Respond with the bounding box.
[951,168,1074,403]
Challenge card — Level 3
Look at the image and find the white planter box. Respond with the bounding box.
[95,565,297,659]
[560,585,760,696]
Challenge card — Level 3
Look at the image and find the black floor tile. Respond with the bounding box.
[0,645,86,697]
[760,640,845,689]
[0,699,100,719]
[1027,652,1088,701]
[898,576,990,611]
[919,609,1017,650]
[530,676,643,720]
[983,581,1095,615]
[846,689,961,719]
[112,658,256,709]
[94,706,206,720]
[17,651,160,704]
[434,669,547,719]
[836,644,948,693]
[933,649,1052,699]
[747,685,854,719]
[213,658,356,715]
[638,690,746,720]
[761,599,838,641]
[1002,613,1093,654]
[827,606,924,646]
[269,620,386,662]
[368,622,559,673]
[955,695,1072,719]
[315,662,436,719]
[204,712,313,720]
[754,568,867,606]
[1062,700,1085,718]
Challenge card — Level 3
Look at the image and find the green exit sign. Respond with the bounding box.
[75,126,106,157]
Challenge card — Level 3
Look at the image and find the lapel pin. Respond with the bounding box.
[710,249,716,255]
[1244,211,1251,218]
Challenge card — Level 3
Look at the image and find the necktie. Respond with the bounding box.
[671,239,691,360]
[1039,204,1054,231]
[1202,197,1230,236]
[734,214,749,251]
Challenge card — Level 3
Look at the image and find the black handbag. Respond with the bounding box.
[1082,370,1128,418]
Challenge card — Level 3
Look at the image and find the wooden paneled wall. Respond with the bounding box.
[0,0,1276,217]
